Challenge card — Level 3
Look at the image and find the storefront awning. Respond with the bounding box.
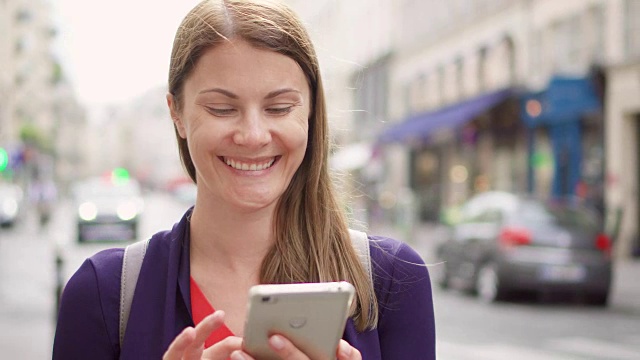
[521,75,601,127]
[378,87,515,144]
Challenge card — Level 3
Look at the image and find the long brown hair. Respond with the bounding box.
[168,0,377,331]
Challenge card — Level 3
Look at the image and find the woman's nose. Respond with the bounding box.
[233,112,271,147]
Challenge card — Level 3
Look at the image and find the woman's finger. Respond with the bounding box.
[193,311,227,346]
[266,335,308,360]
[336,339,362,360]
[181,311,227,359]
[162,326,196,360]
[162,311,226,360]
[202,336,245,359]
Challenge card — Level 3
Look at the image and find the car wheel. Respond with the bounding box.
[476,262,504,303]
[585,292,609,307]
[435,262,450,289]
[77,224,85,243]
[130,221,138,241]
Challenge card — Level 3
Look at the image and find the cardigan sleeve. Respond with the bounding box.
[373,239,436,359]
[53,248,123,360]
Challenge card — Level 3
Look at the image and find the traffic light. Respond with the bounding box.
[111,167,130,185]
[0,148,8,172]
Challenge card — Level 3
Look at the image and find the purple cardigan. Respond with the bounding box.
[53,210,436,359]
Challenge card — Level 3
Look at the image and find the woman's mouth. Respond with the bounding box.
[222,157,277,171]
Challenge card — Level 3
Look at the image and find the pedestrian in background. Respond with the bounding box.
[28,175,57,229]
[52,1,435,359]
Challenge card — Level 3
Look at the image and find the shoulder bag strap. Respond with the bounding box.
[119,239,150,347]
[118,232,370,347]
[348,229,372,284]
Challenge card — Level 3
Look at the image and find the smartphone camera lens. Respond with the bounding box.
[261,296,271,303]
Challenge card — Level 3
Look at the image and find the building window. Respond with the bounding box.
[15,9,32,23]
[478,46,488,92]
[552,16,582,74]
[352,57,389,140]
[506,37,516,85]
[403,82,412,115]
[587,5,605,63]
[437,64,446,104]
[624,0,640,59]
[455,56,464,97]
[416,73,428,110]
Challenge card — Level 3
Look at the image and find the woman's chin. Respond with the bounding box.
[227,194,278,213]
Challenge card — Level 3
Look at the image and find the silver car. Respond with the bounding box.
[0,182,24,228]
[436,191,612,306]
[73,177,144,243]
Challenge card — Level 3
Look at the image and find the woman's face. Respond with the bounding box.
[169,39,310,213]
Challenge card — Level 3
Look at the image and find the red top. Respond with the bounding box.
[190,277,235,348]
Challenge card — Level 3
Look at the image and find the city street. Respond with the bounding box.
[433,280,640,359]
[0,190,191,359]
[0,191,639,359]
[379,224,640,360]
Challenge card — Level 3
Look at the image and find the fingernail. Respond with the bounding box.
[269,335,285,350]
[230,351,246,360]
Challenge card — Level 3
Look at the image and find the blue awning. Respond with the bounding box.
[520,75,601,127]
[379,87,516,144]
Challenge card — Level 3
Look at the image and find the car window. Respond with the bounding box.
[74,179,141,199]
[476,208,503,222]
[514,200,600,232]
[459,192,516,223]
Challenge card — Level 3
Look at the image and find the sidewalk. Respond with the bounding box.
[367,221,640,313]
[367,221,448,262]
[610,259,640,315]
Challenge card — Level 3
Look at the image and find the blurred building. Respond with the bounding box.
[88,86,184,190]
[286,0,396,226]
[0,0,57,143]
[288,0,640,258]
[0,0,88,192]
[605,0,640,258]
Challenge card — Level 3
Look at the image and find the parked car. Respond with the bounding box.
[73,177,144,243]
[436,191,612,305]
[0,182,25,228]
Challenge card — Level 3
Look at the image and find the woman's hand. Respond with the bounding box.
[163,310,245,360]
[247,335,361,360]
[163,311,361,360]
[335,339,362,360]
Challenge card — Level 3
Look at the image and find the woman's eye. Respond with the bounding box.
[206,107,236,116]
[266,106,294,115]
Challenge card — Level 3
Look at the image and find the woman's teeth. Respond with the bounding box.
[225,158,275,171]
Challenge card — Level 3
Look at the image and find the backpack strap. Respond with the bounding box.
[118,230,371,347]
[119,239,149,347]
[348,229,372,284]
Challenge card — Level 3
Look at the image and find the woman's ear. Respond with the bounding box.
[167,93,187,139]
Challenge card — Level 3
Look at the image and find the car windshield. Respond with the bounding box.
[75,179,140,199]
[516,200,600,232]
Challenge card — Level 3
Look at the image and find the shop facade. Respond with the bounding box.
[379,88,528,222]
[606,61,640,258]
[521,75,604,209]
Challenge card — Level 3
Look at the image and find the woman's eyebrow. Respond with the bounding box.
[198,88,239,99]
[265,88,302,100]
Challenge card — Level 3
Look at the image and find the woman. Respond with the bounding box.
[53,1,435,359]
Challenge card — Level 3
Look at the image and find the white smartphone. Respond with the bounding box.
[242,281,355,360]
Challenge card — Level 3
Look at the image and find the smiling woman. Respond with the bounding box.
[169,40,310,212]
[53,1,436,359]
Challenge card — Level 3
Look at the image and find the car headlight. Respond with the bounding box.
[117,201,139,221]
[2,199,18,217]
[79,202,98,221]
